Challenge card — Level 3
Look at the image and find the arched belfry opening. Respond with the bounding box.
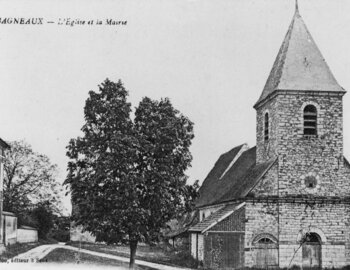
[303,105,317,136]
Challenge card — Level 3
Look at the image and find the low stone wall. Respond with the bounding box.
[17,226,38,243]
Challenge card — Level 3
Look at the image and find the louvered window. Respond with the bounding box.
[264,113,269,141]
[303,105,317,135]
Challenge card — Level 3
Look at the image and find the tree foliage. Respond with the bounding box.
[65,79,194,268]
[3,141,64,217]
[30,201,55,239]
[50,215,71,242]
[182,180,200,213]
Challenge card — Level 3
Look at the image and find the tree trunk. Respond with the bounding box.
[129,240,138,269]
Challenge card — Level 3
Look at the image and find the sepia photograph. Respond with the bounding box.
[0,0,350,269]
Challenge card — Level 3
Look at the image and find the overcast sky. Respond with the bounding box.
[1,0,350,214]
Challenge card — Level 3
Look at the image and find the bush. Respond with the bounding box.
[31,203,54,239]
[167,249,199,268]
[50,215,71,242]
[51,229,70,242]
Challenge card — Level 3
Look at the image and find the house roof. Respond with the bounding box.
[255,7,344,107]
[195,145,276,208]
[2,211,16,217]
[189,203,244,233]
[19,225,37,231]
[0,138,10,149]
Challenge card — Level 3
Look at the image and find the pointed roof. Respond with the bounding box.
[255,6,344,107]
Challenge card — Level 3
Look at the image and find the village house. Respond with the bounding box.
[0,137,11,253]
[189,3,350,269]
[0,139,38,253]
[2,211,17,246]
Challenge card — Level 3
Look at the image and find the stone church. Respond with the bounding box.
[189,3,350,269]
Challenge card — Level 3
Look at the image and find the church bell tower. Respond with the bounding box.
[254,2,347,196]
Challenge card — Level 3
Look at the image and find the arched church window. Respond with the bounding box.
[304,105,317,135]
[264,113,269,141]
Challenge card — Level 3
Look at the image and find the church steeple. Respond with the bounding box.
[254,2,344,108]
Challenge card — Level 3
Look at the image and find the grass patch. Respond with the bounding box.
[67,241,197,268]
[0,238,58,261]
[0,242,42,261]
[43,248,153,269]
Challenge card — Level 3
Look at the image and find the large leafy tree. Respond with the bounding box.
[65,79,194,268]
[182,180,200,213]
[3,140,64,218]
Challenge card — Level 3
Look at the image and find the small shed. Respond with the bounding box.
[2,211,17,245]
[17,226,38,243]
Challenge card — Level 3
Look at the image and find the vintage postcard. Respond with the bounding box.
[0,0,350,269]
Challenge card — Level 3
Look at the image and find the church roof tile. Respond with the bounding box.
[195,145,276,208]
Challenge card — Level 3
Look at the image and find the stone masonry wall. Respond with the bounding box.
[257,93,350,196]
[250,161,278,197]
[245,201,349,268]
[279,202,349,268]
[276,94,350,196]
[346,206,350,264]
[245,202,278,267]
[256,97,279,164]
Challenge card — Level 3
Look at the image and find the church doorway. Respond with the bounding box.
[253,234,278,269]
[302,233,321,270]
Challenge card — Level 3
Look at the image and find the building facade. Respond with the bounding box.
[189,5,350,269]
[0,138,10,253]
